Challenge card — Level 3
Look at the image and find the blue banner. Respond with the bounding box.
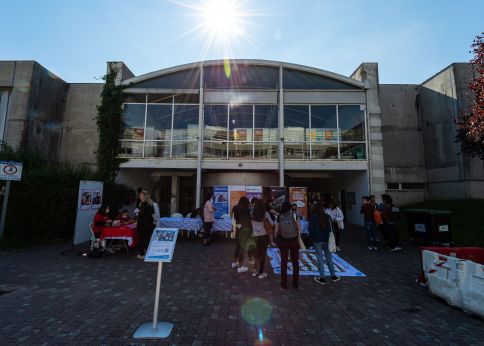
[213,186,229,219]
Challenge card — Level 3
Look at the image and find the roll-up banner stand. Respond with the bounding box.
[73,180,103,245]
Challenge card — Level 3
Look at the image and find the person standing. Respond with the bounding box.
[233,196,252,273]
[203,192,215,246]
[275,201,300,289]
[137,191,155,259]
[265,201,278,247]
[251,199,269,279]
[360,196,378,250]
[381,194,402,252]
[325,201,344,251]
[309,203,340,285]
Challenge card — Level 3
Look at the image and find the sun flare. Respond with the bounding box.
[171,0,262,59]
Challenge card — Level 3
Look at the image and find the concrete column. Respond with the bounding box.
[196,64,204,208]
[170,176,180,215]
[278,66,285,186]
[0,91,9,142]
[351,63,385,201]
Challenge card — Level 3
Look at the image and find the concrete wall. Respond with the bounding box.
[59,83,103,166]
[0,61,68,160]
[420,65,465,199]
[379,84,426,204]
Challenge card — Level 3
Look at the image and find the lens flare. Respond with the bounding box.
[241,297,273,326]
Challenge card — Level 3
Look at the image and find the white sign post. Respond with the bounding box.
[134,228,179,339]
[0,161,22,238]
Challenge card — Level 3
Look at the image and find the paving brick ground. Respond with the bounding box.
[0,225,483,345]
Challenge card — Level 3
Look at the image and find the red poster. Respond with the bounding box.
[289,187,308,219]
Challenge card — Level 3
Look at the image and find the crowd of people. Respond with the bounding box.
[92,188,402,287]
[214,194,343,289]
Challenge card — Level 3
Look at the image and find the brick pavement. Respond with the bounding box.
[0,225,483,345]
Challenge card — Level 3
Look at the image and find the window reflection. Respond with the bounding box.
[204,105,228,141]
[338,105,365,141]
[122,104,146,140]
[254,105,278,142]
[229,105,252,141]
[173,105,199,141]
[146,105,172,140]
[284,106,309,143]
[340,143,366,160]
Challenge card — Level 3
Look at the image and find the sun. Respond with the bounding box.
[200,0,245,42]
[171,0,260,58]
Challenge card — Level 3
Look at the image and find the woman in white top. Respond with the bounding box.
[251,198,269,279]
[325,201,344,251]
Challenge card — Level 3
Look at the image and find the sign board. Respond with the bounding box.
[73,180,103,245]
[213,186,229,219]
[415,223,426,233]
[145,228,179,262]
[0,161,22,181]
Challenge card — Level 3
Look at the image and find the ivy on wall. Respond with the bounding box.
[95,65,127,182]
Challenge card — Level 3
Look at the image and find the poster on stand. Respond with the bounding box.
[80,189,93,210]
[229,185,246,213]
[144,228,179,262]
[269,186,286,209]
[92,189,102,209]
[213,186,229,219]
[246,186,262,203]
[289,187,308,219]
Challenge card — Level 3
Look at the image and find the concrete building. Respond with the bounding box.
[0,59,481,224]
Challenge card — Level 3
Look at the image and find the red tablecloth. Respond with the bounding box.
[100,226,137,248]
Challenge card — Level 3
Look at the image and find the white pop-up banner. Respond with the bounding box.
[73,180,103,245]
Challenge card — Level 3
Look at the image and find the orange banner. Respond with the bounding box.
[289,187,308,219]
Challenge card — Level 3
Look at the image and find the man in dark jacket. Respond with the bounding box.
[308,203,340,285]
[361,196,378,250]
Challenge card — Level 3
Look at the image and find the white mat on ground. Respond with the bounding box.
[267,248,366,277]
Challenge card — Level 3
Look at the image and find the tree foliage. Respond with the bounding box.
[457,33,484,159]
[95,65,127,182]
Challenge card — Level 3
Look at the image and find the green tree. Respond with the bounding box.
[95,65,127,182]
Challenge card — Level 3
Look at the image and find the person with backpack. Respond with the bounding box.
[275,201,301,289]
[309,203,340,285]
[381,193,402,252]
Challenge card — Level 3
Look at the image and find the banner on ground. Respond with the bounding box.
[289,187,308,219]
[246,186,262,203]
[213,186,229,219]
[229,185,246,214]
[267,248,366,277]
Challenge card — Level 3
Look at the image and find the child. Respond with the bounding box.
[117,209,133,226]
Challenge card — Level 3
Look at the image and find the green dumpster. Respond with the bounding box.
[403,209,453,245]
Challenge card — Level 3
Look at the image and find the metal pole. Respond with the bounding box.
[196,64,204,208]
[0,180,11,238]
[278,66,285,186]
[152,261,163,330]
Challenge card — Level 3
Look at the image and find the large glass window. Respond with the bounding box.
[119,98,199,159]
[204,64,278,89]
[122,104,146,140]
[229,105,253,141]
[338,105,365,141]
[132,68,200,89]
[283,104,366,160]
[283,68,360,90]
[146,104,172,140]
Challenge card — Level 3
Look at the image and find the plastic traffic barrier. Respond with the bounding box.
[420,249,484,319]
[461,261,484,318]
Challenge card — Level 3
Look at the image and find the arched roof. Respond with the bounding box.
[121,59,366,89]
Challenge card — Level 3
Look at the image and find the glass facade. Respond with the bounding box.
[120,63,367,161]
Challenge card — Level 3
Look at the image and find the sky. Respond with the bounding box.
[2,0,483,84]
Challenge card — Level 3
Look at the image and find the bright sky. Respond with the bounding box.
[2,0,482,84]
